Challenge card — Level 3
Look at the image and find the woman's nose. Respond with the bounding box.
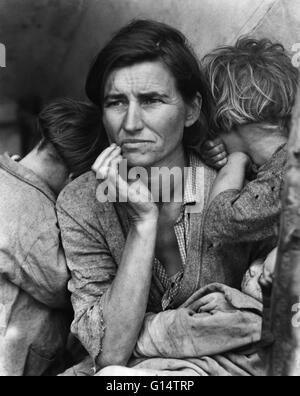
[123,102,144,134]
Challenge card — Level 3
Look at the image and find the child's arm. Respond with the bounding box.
[208,152,250,206]
[205,147,287,244]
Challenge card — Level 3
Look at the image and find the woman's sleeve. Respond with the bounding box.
[134,284,264,359]
[57,200,117,362]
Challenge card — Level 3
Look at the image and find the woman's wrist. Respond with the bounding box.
[132,211,159,232]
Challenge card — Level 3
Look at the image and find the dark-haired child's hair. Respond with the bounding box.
[86,19,215,147]
[203,37,299,134]
[38,98,109,178]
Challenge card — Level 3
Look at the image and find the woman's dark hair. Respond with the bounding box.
[86,19,215,147]
[38,98,109,178]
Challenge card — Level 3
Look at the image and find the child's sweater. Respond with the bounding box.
[205,144,287,244]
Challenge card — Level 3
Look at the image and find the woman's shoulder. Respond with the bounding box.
[58,170,96,199]
[56,170,113,217]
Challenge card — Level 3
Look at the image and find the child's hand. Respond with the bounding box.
[241,259,264,301]
[201,138,228,170]
[260,248,278,290]
[196,292,233,313]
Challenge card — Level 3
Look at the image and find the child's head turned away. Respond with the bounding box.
[204,37,299,138]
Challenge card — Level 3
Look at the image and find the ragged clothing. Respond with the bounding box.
[63,283,267,377]
[205,144,287,244]
[0,155,70,376]
[57,150,276,364]
[101,284,267,376]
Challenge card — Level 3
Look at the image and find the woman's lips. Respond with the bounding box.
[121,140,153,148]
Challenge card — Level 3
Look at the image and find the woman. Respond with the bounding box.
[57,20,270,376]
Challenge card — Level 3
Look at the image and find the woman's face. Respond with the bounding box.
[102,61,197,168]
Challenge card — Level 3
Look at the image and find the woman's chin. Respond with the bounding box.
[122,152,157,168]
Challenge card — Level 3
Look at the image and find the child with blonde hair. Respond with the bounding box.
[201,38,298,305]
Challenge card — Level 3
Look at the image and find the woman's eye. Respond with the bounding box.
[142,97,162,106]
[106,101,126,108]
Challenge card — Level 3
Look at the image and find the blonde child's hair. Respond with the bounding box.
[203,37,299,134]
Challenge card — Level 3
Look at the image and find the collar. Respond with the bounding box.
[183,150,205,206]
[0,153,57,203]
[174,151,206,224]
[252,143,287,174]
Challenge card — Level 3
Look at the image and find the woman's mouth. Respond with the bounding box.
[121,140,153,148]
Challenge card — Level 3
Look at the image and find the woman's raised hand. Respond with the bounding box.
[92,144,158,223]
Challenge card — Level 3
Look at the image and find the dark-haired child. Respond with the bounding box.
[0,99,106,376]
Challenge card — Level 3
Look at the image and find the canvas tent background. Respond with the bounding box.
[0,0,300,152]
[0,0,300,376]
[0,0,299,153]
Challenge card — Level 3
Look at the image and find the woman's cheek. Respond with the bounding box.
[165,112,186,143]
[155,106,184,136]
[103,113,121,143]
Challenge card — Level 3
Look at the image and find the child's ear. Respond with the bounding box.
[185,93,202,128]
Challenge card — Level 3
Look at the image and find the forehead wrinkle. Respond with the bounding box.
[105,64,175,97]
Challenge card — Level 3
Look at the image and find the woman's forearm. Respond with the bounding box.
[97,216,158,368]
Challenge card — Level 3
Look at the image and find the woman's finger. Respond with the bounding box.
[96,145,121,171]
[107,155,123,179]
[108,157,130,202]
[96,147,122,180]
[92,144,118,172]
[93,146,121,179]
